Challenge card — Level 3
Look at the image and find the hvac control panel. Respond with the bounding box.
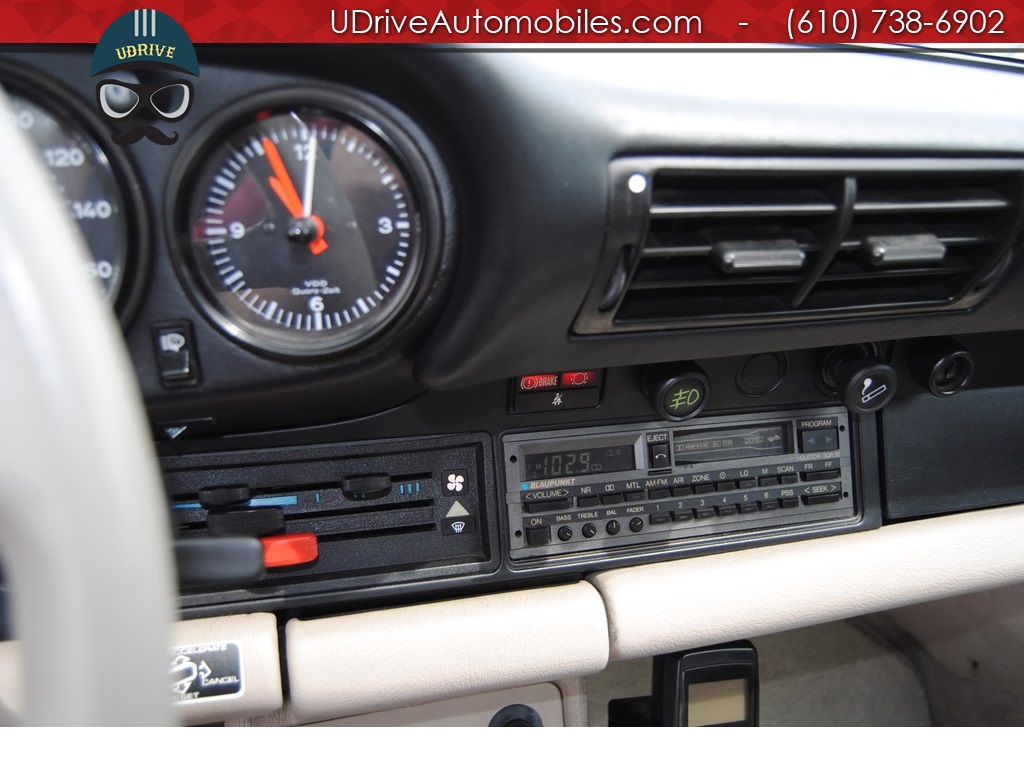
[503,407,855,561]
[162,433,496,611]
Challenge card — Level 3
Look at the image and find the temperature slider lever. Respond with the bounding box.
[342,473,392,501]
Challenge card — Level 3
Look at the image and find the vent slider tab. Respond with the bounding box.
[713,239,806,274]
[862,233,946,267]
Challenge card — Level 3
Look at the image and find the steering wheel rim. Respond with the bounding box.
[0,88,176,724]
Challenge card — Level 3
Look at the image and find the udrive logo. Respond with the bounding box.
[90,9,200,146]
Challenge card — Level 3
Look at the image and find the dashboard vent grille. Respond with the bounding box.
[575,159,1024,334]
[803,173,1019,311]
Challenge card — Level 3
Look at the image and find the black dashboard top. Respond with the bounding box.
[3,45,1024,437]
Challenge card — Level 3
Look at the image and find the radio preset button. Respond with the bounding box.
[629,517,644,532]
[582,523,598,538]
[650,512,672,525]
[557,526,573,541]
[606,520,621,535]
[696,509,715,519]
[760,500,780,512]
[672,509,695,522]
[716,504,738,516]
[525,527,551,546]
[739,503,759,514]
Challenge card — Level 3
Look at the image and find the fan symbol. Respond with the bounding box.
[446,473,465,492]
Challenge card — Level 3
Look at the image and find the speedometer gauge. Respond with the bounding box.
[174,89,438,358]
[0,67,144,321]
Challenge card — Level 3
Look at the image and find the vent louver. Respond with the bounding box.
[574,159,1024,334]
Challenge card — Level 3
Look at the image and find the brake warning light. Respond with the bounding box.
[519,374,559,391]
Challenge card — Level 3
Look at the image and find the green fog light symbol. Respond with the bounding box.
[670,387,702,411]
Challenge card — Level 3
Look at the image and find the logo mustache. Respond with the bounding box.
[111,125,178,145]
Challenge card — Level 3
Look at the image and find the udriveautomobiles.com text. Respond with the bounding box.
[330,8,703,37]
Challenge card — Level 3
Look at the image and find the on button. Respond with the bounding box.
[525,527,551,546]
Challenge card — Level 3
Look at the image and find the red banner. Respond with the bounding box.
[1,0,1024,44]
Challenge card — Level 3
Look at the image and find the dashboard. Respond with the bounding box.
[5,43,1024,724]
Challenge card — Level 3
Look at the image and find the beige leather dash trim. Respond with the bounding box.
[590,505,1024,661]
[286,582,609,721]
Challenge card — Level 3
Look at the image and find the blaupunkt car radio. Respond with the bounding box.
[503,407,855,561]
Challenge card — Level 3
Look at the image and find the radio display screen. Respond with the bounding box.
[673,425,788,465]
[524,446,635,480]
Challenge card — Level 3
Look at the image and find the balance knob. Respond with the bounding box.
[834,356,897,414]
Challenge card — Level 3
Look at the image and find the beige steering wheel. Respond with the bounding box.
[0,88,177,724]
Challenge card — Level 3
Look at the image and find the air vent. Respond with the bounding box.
[574,158,1024,334]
